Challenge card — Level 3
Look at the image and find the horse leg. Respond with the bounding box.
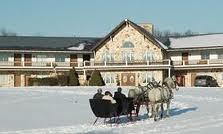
[153,104,158,121]
[146,102,150,117]
[166,101,170,117]
[160,103,164,119]
[136,103,140,117]
[151,103,155,119]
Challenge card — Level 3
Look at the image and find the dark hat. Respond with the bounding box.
[105,91,112,96]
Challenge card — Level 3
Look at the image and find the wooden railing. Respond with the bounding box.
[83,59,171,67]
[0,59,171,68]
[1,59,223,69]
[172,59,223,66]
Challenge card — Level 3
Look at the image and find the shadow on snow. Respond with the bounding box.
[170,107,198,117]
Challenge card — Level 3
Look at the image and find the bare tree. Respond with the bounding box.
[153,28,196,47]
[0,28,17,36]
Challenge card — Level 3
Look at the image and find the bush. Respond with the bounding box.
[89,70,105,86]
[28,77,58,86]
[57,75,68,86]
[68,67,79,86]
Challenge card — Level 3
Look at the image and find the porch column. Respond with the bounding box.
[83,70,86,80]
[21,74,25,87]
[168,67,171,78]
[168,59,171,78]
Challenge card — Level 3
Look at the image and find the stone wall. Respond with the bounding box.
[95,24,163,62]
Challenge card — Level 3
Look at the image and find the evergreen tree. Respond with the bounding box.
[69,67,79,86]
[89,70,105,86]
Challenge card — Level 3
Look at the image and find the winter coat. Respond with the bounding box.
[93,93,104,99]
[114,92,126,101]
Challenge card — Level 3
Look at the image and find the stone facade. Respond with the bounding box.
[93,24,165,86]
[95,24,163,63]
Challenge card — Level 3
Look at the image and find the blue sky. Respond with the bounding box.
[0,0,223,37]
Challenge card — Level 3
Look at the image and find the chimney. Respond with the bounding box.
[138,23,154,34]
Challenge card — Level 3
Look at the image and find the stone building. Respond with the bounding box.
[0,19,222,87]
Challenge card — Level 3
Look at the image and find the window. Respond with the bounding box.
[218,51,223,59]
[102,73,116,84]
[102,52,114,62]
[143,51,154,61]
[122,41,134,48]
[142,73,153,83]
[201,51,209,60]
[122,52,134,62]
[55,55,66,62]
[0,75,10,86]
[0,54,8,61]
[36,54,47,62]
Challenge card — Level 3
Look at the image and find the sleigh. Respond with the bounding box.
[89,98,135,125]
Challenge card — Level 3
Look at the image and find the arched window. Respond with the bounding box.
[122,41,134,48]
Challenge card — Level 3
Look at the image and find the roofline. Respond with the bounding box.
[167,46,223,52]
[0,35,101,39]
[0,49,93,54]
[128,20,166,50]
[92,19,166,51]
[169,33,223,39]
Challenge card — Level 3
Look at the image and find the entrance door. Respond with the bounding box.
[14,75,21,87]
[70,54,77,67]
[176,75,185,86]
[24,54,32,66]
[25,75,31,86]
[14,53,22,66]
[121,73,135,86]
[182,52,189,65]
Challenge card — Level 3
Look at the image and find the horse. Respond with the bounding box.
[128,75,179,121]
[147,75,179,121]
[160,75,179,118]
[127,84,152,119]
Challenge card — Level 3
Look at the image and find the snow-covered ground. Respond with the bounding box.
[0,86,223,134]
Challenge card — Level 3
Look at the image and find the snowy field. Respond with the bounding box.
[0,86,223,134]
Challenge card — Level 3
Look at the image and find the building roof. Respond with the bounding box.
[0,36,101,52]
[92,19,167,51]
[0,19,167,53]
[169,33,223,49]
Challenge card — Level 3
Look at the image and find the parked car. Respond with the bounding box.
[194,75,218,87]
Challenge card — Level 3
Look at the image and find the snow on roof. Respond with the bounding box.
[155,38,168,49]
[67,43,85,50]
[169,34,223,49]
